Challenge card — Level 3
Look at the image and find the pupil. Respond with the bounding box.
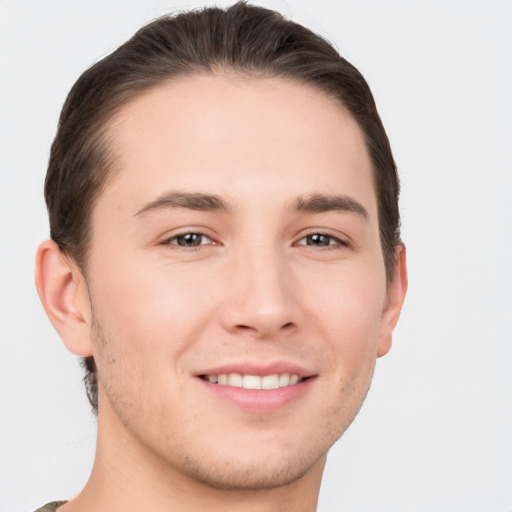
[309,234,329,246]
[178,233,201,247]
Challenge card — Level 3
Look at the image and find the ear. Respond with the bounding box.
[377,244,408,358]
[35,239,94,357]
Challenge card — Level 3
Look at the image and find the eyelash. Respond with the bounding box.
[161,231,215,250]
[160,231,349,250]
[295,232,349,249]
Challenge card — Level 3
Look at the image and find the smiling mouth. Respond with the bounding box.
[200,373,307,390]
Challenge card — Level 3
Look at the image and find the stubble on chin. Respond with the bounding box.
[89,308,375,494]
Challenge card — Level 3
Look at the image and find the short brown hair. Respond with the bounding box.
[45,1,401,413]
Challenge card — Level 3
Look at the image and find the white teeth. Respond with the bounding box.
[261,374,279,390]
[227,373,243,387]
[278,373,290,387]
[204,372,301,389]
[242,375,261,389]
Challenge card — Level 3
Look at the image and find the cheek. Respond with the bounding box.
[88,262,219,425]
[88,260,218,369]
[302,261,386,367]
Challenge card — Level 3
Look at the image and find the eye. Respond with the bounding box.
[164,232,214,248]
[296,233,347,248]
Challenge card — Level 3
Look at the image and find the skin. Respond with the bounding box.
[36,74,407,512]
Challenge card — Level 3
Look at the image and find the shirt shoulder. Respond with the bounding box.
[33,501,67,512]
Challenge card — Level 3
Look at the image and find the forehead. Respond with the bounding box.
[101,74,377,218]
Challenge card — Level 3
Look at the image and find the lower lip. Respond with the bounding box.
[197,377,315,413]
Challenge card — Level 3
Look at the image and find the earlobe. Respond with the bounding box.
[35,239,94,357]
[377,244,408,358]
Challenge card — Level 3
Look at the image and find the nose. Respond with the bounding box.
[221,247,300,339]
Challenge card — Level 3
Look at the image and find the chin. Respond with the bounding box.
[175,449,327,491]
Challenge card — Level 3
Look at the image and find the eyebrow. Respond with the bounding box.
[291,194,369,219]
[134,191,369,220]
[134,192,234,217]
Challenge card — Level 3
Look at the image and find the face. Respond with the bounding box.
[83,74,399,490]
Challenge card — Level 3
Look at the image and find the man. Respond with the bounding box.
[35,2,407,511]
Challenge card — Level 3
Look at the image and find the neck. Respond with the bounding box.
[62,399,325,512]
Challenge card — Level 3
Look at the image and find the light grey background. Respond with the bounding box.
[1,1,511,511]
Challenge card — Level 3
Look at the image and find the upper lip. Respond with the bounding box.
[196,361,316,379]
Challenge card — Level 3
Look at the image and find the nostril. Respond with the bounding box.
[236,324,252,330]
